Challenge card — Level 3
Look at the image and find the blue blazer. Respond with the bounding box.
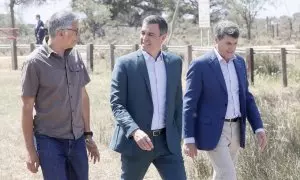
[110,50,183,156]
[183,50,263,150]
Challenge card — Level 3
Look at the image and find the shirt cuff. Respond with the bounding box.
[255,128,264,134]
[184,137,195,144]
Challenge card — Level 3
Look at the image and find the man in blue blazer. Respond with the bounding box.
[182,21,267,180]
[110,15,186,180]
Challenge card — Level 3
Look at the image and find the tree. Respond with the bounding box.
[5,0,49,70]
[71,0,111,39]
[165,0,228,25]
[98,0,165,27]
[226,0,275,40]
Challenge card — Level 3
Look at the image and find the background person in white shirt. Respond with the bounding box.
[110,15,186,180]
[182,20,267,180]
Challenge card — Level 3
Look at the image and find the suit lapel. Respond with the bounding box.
[136,50,152,98]
[162,52,170,111]
[233,57,246,116]
[233,58,244,93]
[208,51,227,93]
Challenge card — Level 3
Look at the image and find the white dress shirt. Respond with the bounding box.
[142,50,167,130]
[184,49,263,144]
[214,48,241,119]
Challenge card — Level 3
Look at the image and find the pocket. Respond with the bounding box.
[69,63,82,72]
[113,125,122,149]
[68,62,84,86]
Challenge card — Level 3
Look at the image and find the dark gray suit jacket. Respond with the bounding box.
[110,50,183,156]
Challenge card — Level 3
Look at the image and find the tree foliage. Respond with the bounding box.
[71,0,111,39]
[97,0,165,27]
[165,0,228,25]
[226,0,274,40]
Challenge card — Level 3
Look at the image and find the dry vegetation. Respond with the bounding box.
[0,49,300,179]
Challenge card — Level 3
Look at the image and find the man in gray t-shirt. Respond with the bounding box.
[21,11,100,180]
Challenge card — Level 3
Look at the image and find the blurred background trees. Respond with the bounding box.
[1,0,300,45]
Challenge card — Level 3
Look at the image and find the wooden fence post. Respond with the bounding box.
[162,44,168,51]
[186,45,192,66]
[281,48,287,87]
[110,44,115,71]
[133,44,139,51]
[11,40,17,70]
[246,48,254,85]
[30,43,35,52]
[86,43,94,72]
[271,25,275,38]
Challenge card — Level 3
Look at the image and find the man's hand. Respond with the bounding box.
[183,143,198,159]
[26,150,39,173]
[256,131,267,152]
[85,137,100,164]
[132,129,154,151]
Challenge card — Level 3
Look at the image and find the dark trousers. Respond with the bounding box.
[120,133,186,180]
[35,134,88,180]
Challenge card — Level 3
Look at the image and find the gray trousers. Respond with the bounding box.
[120,133,186,180]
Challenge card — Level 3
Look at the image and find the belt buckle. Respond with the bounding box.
[152,130,160,136]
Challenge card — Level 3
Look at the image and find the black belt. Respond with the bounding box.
[151,128,166,136]
[224,117,241,122]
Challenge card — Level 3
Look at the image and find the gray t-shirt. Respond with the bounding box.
[21,43,90,139]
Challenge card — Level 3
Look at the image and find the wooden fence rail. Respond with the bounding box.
[1,43,300,87]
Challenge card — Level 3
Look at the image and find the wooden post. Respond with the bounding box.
[276,23,279,37]
[133,44,139,51]
[281,48,287,87]
[207,28,210,46]
[162,44,168,51]
[266,17,269,34]
[271,25,275,38]
[9,1,17,70]
[200,29,203,46]
[186,45,193,66]
[11,41,17,70]
[30,43,35,52]
[86,43,94,72]
[246,48,254,85]
[110,44,115,71]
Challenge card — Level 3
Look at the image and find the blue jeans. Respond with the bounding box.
[35,134,88,180]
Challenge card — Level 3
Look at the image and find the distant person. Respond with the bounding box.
[110,15,186,180]
[21,11,100,180]
[34,14,45,44]
[182,20,267,180]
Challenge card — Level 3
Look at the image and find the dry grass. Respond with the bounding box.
[1,52,300,180]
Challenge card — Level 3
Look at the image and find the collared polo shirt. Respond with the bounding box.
[21,42,90,139]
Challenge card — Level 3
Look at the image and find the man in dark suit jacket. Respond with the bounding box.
[35,14,45,44]
[182,21,267,180]
[110,15,186,180]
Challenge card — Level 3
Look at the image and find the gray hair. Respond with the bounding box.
[48,11,78,38]
[214,20,240,40]
[142,15,168,35]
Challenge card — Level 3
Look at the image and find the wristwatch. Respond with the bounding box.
[84,131,93,137]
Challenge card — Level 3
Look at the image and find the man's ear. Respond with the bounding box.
[215,37,219,44]
[161,34,167,42]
